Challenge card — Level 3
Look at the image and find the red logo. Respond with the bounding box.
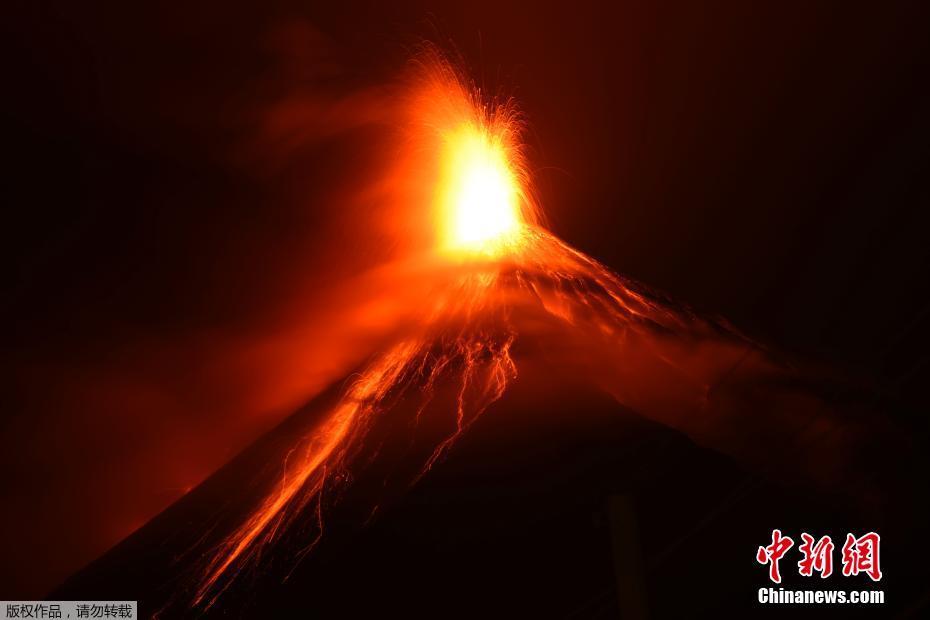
[757,530,881,583]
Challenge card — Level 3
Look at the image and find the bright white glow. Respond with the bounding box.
[438,126,522,254]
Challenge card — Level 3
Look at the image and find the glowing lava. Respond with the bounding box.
[438,123,523,254]
[186,48,726,613]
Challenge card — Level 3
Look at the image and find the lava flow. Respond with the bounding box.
[189,49,746,610]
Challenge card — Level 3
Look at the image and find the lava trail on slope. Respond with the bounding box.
[189,227,735,609]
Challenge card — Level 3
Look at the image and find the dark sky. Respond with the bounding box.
[3,0,929,599]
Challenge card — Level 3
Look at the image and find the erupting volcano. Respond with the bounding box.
[185,50,753,611]
[52,46,875,618]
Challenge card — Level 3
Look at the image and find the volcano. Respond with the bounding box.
[47,48,924,619]
[49,304,915,619]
